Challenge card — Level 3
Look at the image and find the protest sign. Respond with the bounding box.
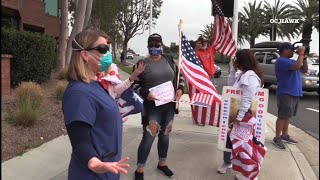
[149,81,175,106]
[217,86,269,151]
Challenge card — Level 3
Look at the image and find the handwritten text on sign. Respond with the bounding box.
[149,81,175,106]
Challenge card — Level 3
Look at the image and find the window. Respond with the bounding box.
[44,0,59,17]
[266,54,277,64]
[255,53,265,63]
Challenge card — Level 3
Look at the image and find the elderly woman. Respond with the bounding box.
[62,29,130,180]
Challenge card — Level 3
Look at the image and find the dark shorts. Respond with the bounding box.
[277,94,300,119]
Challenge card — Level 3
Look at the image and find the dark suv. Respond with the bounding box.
[251,41,319,94]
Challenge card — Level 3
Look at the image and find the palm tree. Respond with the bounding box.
[200,23,214,44]
[293,0,319,53]
[238,0,265,47]
[262,0,300,41]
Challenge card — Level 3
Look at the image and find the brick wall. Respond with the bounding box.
[2,54,12,96]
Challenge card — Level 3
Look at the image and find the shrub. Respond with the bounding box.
[10,99,40,127]
[1,27,57,87]
[15,81,44,108]
[58,67,68,80]
[55,80,68,100]
[10,81,44,126]
[214,53,231,64]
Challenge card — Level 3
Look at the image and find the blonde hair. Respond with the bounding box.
[66,29,107,83]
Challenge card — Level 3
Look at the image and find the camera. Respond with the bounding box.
[293,41,310,55]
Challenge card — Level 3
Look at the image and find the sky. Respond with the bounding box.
[129,0,319,56]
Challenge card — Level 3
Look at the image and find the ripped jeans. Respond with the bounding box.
[137,102,175,167]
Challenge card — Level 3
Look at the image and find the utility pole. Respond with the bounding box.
[149,0,153,36]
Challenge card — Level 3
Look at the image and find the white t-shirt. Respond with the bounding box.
[228,68,261,121]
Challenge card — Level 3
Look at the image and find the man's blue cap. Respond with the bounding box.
[279,42,295,52]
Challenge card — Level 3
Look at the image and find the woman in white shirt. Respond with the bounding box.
[217,49,264,180]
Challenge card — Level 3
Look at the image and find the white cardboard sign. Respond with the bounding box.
[217,86,269,152]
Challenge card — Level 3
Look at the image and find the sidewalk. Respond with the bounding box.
[2,68,318,180]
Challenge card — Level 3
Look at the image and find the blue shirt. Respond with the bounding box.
[62,81,123,180]
[275,57,302,96]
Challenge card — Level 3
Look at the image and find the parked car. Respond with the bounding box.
[250,42,319,94]
[214,64,221,78]
[126,53,134,59]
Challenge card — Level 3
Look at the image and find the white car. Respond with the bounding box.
[126,53,134,59]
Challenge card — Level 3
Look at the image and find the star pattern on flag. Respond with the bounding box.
[181,36,204,69]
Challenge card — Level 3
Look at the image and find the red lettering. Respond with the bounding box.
[258,110,263,114]
[226,89,230,94]
[259,104,264,108]
[259,98,264,101]
[257,91,264,97]
[231,90,236,94]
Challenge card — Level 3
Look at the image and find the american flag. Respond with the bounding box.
[191,93,214,107]
[180,34,221,126]
[211,0,237,57]
[230,113,267,180]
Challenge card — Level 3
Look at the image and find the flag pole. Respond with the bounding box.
[175,19,183,114]
[231,0,239,47]
[177,19,183,88]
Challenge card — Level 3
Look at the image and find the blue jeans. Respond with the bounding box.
[137,102,175,167]
[223,135,232,165]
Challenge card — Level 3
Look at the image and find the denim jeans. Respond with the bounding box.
[223,134,232,165]
[137,102,175,167]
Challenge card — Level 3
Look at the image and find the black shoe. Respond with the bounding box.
[157,165,174,177]
[134,171,144,180]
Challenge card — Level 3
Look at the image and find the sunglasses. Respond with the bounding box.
[148,43,162,48]
[85,44,109,54]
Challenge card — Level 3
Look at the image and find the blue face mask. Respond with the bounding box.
[148,47,162,56]
[99,52,113,71]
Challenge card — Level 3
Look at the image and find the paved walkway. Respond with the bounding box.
[2,67,318,180]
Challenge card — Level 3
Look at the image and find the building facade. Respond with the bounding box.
[1,0,60,38]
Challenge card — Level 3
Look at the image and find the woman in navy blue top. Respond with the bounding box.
[62,29,130,180]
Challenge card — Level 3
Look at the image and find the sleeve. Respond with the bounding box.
[236,76,260,121]
[177,72,185,93]
[62,91,96,126]
[66,121,98,165]
[276,58,294,71]
[113,78,133,98]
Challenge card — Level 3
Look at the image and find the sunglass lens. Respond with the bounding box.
[97,45,109,54]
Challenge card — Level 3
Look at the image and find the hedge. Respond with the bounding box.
[1,27,57,87]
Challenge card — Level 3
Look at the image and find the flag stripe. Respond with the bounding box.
[211,0,237,58]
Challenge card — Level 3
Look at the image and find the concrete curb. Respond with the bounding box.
[265,113,318,180]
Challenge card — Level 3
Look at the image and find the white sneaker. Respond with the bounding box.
[217,163,232,174]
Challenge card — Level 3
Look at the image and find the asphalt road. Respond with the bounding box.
[124,57,319,139]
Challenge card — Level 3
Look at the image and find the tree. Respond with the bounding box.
[56,0,68,71]
[83,0,93,29]
[262,0,299,41]
[200,23,214,45]
[89,0,123,60]
[293,0,319,54]
[65,0,90,66]
[238,0,266,47]
[117,0,163,64]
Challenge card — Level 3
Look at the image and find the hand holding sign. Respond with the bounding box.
[149,81,175,106]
